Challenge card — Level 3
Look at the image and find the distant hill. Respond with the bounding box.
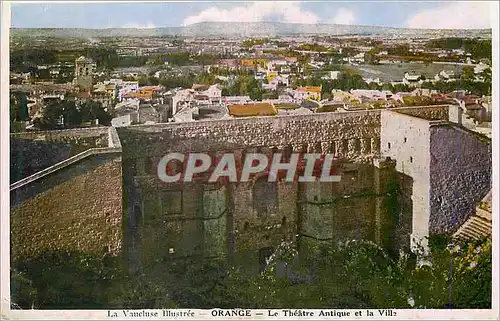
[10,21,492,38]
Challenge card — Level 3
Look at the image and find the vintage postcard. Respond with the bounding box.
[1,1,498,320]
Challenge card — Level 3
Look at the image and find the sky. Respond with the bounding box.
[10,1,494,29]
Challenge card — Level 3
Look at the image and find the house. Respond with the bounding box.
[363,77,381,85]
[435,70,458,82]
[192,84,222,103]
[403,71,422,86]
[222,95,251,105]
[349,53,365,64]
[474,63,490,74]
[331,89,357,103]
[263,77,279,91]
[266,71,278,83]
[122,86,161,102]
[294,86,322,101]
[92,91,115,109]
[322,70,341,81]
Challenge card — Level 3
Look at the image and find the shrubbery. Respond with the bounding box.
[11,236,491,309]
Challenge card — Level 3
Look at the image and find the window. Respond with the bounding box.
[404,137,407,143]
[388,142,391,149]
[410,156,413,163]
[203,184,226,219]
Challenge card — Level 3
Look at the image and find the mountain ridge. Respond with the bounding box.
[10,21,492,38]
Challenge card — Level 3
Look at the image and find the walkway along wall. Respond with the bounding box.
[10,128,123,264]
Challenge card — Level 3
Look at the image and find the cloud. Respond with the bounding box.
[407,2,492,29]
[182,2,319,25]
[328,8,356,25]
[122,22,156,29]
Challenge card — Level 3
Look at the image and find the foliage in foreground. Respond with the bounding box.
[11,236,491,309]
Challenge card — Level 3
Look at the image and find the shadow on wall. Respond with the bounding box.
[10,139,73,183]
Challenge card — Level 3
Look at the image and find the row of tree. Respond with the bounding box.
[425,38,492,59]
[33,100,112,130]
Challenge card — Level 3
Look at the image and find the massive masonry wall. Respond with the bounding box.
[118,111,383,272]
[10,153,123,263]
[429,124,491,234]
[118,108,453,271]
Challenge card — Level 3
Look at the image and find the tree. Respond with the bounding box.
[195,72,216,85]
[461,67,475,82]
[249,87,263,101]
[11,235,491,309]
[80,101,112,125]
[10,92,29,123]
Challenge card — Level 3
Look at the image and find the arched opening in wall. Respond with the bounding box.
[258,247,274,272]
[353,139,361,153]
[410,156,413,163]
[252,175,278,216]
[404,137,407,143]
[388,142,391,149]
[244,221,250,231]
[330,141,336,156]
[342,140,349,154]
[281,216,287,227]
[364,138,372,154]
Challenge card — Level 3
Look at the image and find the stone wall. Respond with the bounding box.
[429,124,491,234]
[380,109,492,249]
[10,153,123,263]
[10,128,110,183]
[10,127,109,148]
[118,111,381,161]
[393,105,450,121]
[10,140,72,183]
[380,110,432,250]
